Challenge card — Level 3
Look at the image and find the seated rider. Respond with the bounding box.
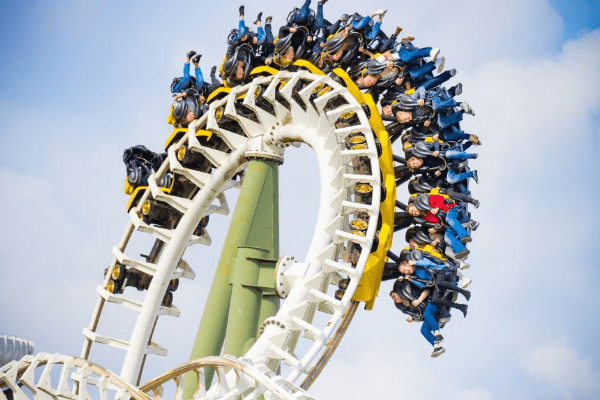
[170,51,206,126]
[390,279,446,357]
[397,257,470,317]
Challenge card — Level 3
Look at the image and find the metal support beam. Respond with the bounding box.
[184,158,280,397]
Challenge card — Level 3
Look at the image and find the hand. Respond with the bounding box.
[412,300,421,307]
[290,27,297,33]
[432,134,439,141]
[395,77,403,85]
[408,259,416,266]
[265,57,272,65]
[417,99,425,106]
[406,317,413,322]
[430,207,439,215]
[386,60,393,69]
[307,36,312,42]
[434,170,441,176]
[358,46,364,53]
[424,120,431,127]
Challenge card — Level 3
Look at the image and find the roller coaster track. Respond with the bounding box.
[1,67,396,399]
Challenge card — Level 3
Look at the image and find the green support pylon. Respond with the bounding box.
[184,158,280,397]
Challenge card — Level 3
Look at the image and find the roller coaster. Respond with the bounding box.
[1,7,478,400]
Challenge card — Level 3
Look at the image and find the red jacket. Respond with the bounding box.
[424,194,455,223]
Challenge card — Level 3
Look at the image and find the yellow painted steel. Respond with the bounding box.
[249,65,280,77]
[206,87,231,104]
[293,59,326,75]
[330,68,396,310]
[164,128,213,151]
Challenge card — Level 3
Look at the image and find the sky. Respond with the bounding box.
[1,0,600,399]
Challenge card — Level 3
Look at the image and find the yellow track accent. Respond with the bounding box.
[331,68,396,310]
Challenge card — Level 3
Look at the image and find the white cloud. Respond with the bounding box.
[521,342,600,399]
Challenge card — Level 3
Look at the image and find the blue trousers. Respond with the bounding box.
[447,168,475,184]
[352,16,381,40]
[421,303,440,346]
[235,20,266,44]
[399,46,431,64]
[173,62,204,92]
[418,70,453,91]
[442,124,470,142]
[438,110,463,129]
[408,61,435,80]
[290,0,312,24]
[445,149,474,161]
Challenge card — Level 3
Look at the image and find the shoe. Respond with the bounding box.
[461,235,472,244]
[191,54,202,64]
[210,65,217,76]
[459,276,472,288]
[265,15,273,25]
[318,0,329,5]
[402,36,415,42]
[471,153,478,159]
[394,26,403,35]
[435,56,445,73]
[373,9,387,17]
[431,346,445,358]
[434,334,444,344]
[451,69,458,77]
[239,5,245,17]
[459,261,470,270]
[461,101,475,116]
[473,170,479,184]
[186,50,197,59]
[455,249,470,260]
[459,304,468,318]
[470,220,479,231]
[469,134,480,145]
[254,12,262,24]
[472,199,480,209]
[430,47,440,62]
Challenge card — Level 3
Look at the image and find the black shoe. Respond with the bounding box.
[471,153,478,159]
[318,0,329,5]
[472,199,480,209]
[462,290,471,301]
[210,65,217,76]
[431,346,445,358]
[459,304,468,318]
[473,170,479,184]
[434,334,444,344]
[239,5,245,17]
[254,12,262,24]
[470,220,479,231]
[186,50,197,59]
[191,54,202,64]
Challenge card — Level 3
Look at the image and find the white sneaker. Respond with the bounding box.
[459,276,472,288]
[373,9,387,17]
[430,47,440,62]
[461,101,475,116]
[435,56,445,73]
[459,261,470,270]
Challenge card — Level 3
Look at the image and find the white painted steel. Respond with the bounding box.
[75,70,382,397]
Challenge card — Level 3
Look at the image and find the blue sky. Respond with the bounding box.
[1,1,600,399]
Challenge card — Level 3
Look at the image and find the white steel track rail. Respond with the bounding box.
[3,70,386,400]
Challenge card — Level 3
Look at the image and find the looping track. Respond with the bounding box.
[2,68,396,400]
